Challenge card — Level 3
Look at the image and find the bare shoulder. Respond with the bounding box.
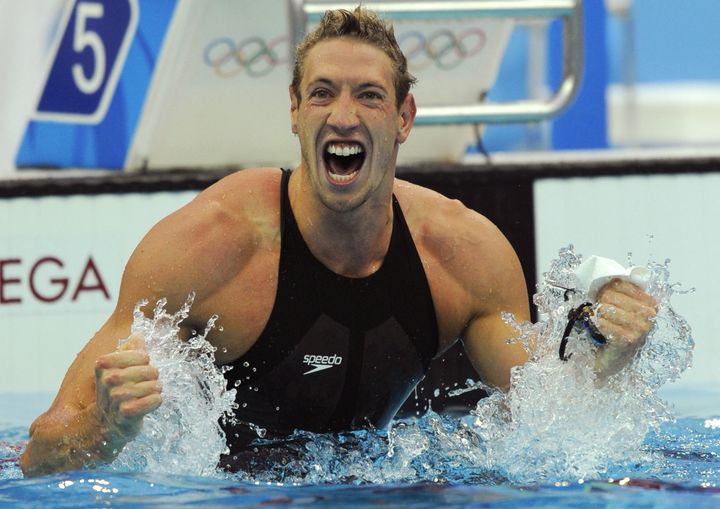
[393,178,527,318]
[197,167,283,225]
[393,178,515,267]
[116,167,283,315]
[135,167,281,264]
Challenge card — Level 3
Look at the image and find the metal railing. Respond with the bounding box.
[288,0,584,125]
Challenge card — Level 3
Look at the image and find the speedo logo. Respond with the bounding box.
[303,353,343,375]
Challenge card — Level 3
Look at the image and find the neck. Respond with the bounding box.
[288,168,394,278]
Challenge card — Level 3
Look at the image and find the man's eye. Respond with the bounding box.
[360,91,382,100]
[310,89,330,99]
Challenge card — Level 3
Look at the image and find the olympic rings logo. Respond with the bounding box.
[398,28,487,71]
[202,28,486,79]
[203,35,290,78]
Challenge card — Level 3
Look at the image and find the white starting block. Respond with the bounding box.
[8,0,581,171]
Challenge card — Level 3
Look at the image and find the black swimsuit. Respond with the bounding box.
[220,169,438,462]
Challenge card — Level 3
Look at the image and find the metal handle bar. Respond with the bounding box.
[288,0,584,125]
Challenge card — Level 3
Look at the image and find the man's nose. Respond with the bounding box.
[327,92,360,133]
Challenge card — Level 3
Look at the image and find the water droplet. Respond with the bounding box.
[110,294,236,476]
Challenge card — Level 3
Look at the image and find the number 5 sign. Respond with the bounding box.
[35,0,139,124]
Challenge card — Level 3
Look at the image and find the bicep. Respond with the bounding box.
[35,224,174,425]
[29,201,209,433]
[462,309,529,391]
[457,218,531,391]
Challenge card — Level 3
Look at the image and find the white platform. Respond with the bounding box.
[608,82,720,147]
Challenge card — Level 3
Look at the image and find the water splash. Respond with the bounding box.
[109,294,237,476]
[106,247,693,486]
[468,246,694,483]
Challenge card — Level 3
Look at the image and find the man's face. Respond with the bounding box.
[291,38,415,213]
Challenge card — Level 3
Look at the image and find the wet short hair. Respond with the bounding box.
[291,7,416,108]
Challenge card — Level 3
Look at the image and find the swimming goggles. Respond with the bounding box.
[546,281,608,361]
[559,302,608,361]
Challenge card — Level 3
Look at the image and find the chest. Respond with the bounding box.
[192,222,471,363]
[224,310,429,436]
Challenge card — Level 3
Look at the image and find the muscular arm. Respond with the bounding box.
[19,227,181,476]
[459,250,657,390]
[20,173,269,476]
[20,318,161,476]
[459,224,531,391]
[423,194,656,391]
[451,219,655,389]
[406,187,531,392]
[463,274,657,390]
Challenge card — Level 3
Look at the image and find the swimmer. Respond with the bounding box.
[20,7,657,476]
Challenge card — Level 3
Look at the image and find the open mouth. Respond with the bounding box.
[323,142,366,185]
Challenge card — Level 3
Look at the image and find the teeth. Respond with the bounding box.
[328,170,359,183]
[327,143,363,156]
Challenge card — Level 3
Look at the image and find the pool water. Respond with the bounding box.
[1,413,719,508]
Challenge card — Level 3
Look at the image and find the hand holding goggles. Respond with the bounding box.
[559,302,608,361]
[550,255,649,361]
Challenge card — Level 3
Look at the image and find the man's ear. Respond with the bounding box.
[289,85,299,134]
[397,93,416,144]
